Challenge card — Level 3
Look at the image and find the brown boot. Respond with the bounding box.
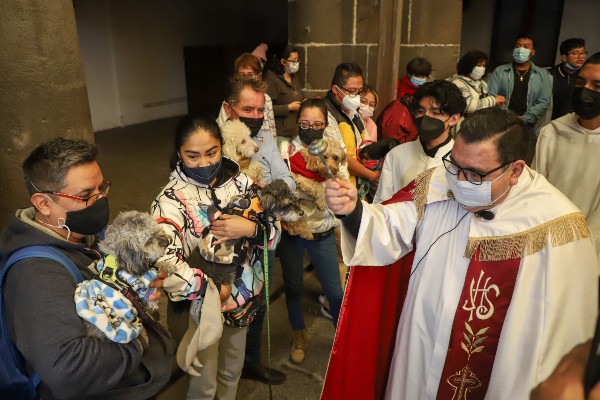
[290,329,306,364]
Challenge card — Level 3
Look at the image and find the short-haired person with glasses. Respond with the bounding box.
[374,80,465,203]
[324,62,374,193]
[321,107,597,399]
[0,137,172,399]
[278,97,345,366]
[549,38,587,120]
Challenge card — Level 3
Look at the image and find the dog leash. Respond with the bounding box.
[263,230,273,400]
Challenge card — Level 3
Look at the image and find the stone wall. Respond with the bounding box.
[0,0,93,226]
[288,0,381,97]
[288,0,462,101]
[399,0,462,81]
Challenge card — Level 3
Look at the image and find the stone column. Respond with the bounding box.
[399,0,463,80]
[288,0,381,98]
[0,0,93,226]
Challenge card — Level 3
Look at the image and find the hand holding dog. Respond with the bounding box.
[210,214,256,245]
[325,178,357,216]
[148,270,167,301]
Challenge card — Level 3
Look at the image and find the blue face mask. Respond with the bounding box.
[410,75,427,87]
[564,62,580,71]
[181,159,222,185]
[513,48,531,64]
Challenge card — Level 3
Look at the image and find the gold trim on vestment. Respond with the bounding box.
[410,168,436,221]
[465,212,590,261]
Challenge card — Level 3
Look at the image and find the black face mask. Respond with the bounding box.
[65,196,110,236]
[299,128,325,146]
[573,87,600,120]
[238,116,264,137]
[181,159,222,186]
[415,115,449,142]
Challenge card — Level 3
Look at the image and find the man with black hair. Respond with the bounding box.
[535,52,600,265]
[397,56,432,100]
[377,57,433,143]
[0,138,173,399]
[324,62,373,189]
[374,80,465,203]
[321,107,597,399]
[549,38,587,120]
[489,34,552,164]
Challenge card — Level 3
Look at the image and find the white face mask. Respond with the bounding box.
[286,61,300,74]
[470,66,486,80]
[337,86,361,113]
[358,103,374,119]
[446,165,512,208]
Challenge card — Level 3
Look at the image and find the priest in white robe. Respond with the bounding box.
[374,80,463,203]
[322,107,598,400]
[534,53,600,262]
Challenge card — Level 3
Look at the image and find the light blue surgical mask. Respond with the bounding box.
[410,75,427,87]
[564,62,580,72]
[513,48,531,64]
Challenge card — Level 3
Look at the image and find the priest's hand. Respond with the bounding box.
[325,178,357,216]
[530,339,600,400]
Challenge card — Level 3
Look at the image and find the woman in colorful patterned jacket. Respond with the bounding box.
[151,114,279,400]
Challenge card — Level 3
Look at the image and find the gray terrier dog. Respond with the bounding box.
[75,211,174,342]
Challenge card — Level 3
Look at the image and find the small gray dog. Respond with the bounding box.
[259,179,304,223]
[75,211,174,342]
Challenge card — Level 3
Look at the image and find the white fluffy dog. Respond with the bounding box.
[221,119,264,182]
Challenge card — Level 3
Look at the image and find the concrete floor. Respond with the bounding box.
[95,117,342,400]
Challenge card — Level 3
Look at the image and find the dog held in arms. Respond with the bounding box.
[197,179,304,302]
[221,119,264,182]
[289,139,346,239]
[74,211,174,344]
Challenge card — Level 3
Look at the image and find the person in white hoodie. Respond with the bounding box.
[534,52,600,263]
[373,80,465,203]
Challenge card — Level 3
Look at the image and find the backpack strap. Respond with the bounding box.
[1,246,83,391]
[3,246,83,283]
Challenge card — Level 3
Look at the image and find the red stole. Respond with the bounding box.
[436,248,521,400]
[321,182,523,400]
[289,151,326,182]
[321,183,415,400]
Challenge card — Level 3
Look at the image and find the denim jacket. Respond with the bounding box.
[488,62,552,131]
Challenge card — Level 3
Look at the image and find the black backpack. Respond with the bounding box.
[0,246,83,399]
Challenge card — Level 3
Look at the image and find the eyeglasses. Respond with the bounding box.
[298,121,326,130]
[337,85,364,98]
[442,152,513,185]
[360,98,377,108]
[567,51,588,57]
[285,59,300,63]
[38,180,111,206]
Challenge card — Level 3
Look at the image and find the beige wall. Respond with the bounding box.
[0,0,93,226]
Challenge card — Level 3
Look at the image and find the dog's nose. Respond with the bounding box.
[158,237,170,247]
[298,209,304,216]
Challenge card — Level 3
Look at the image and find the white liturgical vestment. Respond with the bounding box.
[341,166,598,399]
[534,112,600,262]
[373,138,454,203]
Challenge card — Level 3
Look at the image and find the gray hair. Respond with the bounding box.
[226,73,267,108]
[22,137,99,195]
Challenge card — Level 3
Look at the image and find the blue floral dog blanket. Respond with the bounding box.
[74,254,158,343]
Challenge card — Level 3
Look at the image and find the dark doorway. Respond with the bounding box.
[184,2,287,117]
[489,0,565,69]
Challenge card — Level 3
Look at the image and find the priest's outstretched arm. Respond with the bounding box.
[325,179,417,266]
